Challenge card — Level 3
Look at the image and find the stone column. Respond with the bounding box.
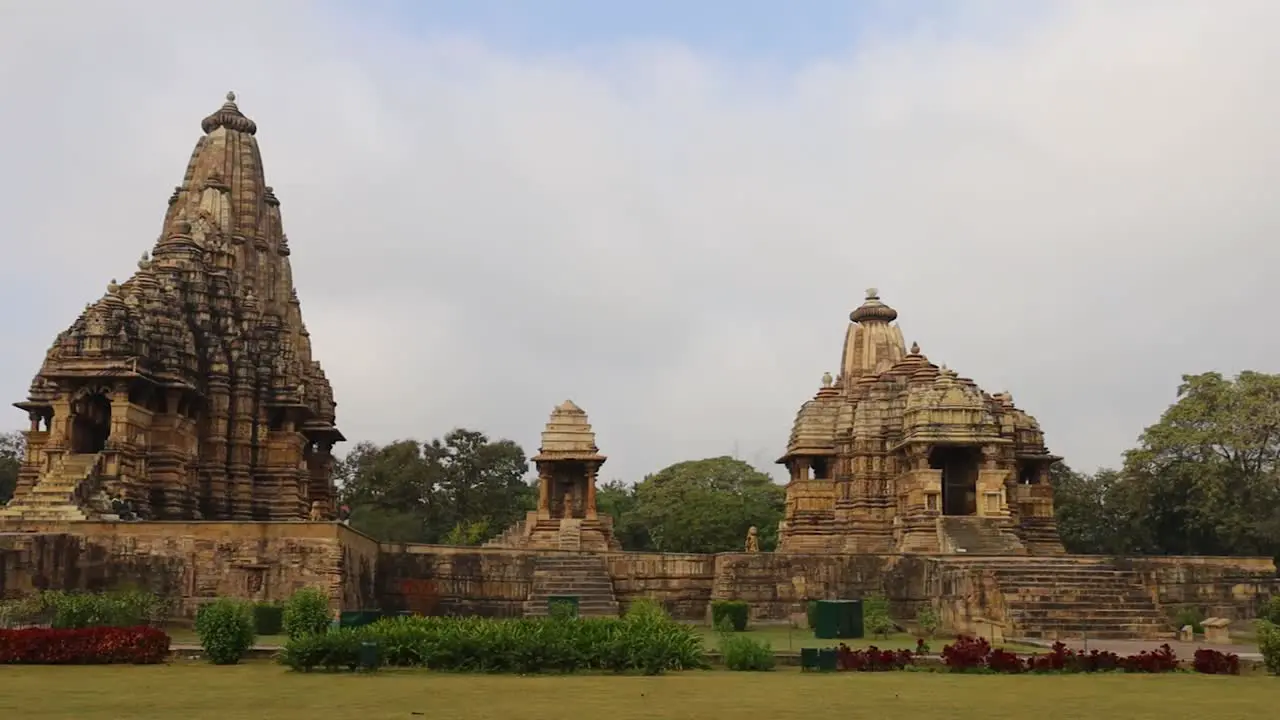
[536,464,551,519]
[585,463,598,520]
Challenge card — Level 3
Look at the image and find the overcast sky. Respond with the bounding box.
[2,1,1277,483]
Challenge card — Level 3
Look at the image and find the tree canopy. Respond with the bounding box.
[335,429,533,544]
[0,431,22,504]
[603,456,785,554]
[1052,371,1280,559]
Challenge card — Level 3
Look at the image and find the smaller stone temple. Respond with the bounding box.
[486,401,620,551]
[777,289,1064,555]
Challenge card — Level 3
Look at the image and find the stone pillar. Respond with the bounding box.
[536,464,551,519]
[585,463,598,520]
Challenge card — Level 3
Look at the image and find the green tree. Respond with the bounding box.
[0,431,23,504]
[630,456,784,554]
[335,430,531,544]
[595,479,651,550]
[1050,463,1140,555]
[1120,371,1280,557]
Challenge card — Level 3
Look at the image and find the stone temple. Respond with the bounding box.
[777,289,1062,555]
[1,95,1275,643]
[0,93,342,523]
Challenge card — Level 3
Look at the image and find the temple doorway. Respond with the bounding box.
[930,446,979,516]
[70,392,111,454]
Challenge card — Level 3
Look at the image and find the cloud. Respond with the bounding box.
[2,0,1278,483]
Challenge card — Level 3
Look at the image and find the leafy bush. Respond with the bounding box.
[279,612,707,675]
[836,644,914,671]
[863,596,895,639]
[1173,606,1205,634]
[283,588,332,639]
[194,599,256,665]
[710,600,749,632]
[0,626,169,664]
[720,633,774,671]
[915,605,940,638]
[1026,642,1120,673]
[547,599,578,621]
[942,635,992,672]
[1259,596,1280,626]
[1192,648,1239,675]
[253,602,284,636]
[1256,619,1280,675]
[0,590,168,629]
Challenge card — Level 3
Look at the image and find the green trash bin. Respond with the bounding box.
[813,600,864,639]
[547,595,580,618]
[800,647,820,672]
[358,641,379,671]
[817,648,838,672]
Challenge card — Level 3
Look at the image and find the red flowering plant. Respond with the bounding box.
[1192,648,1239,675]
[0,626,169,664]
[1119,644,1178,673]
[941,635,991,672]
[835,643,915,671]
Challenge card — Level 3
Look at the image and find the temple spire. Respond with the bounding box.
[200,91,257,135]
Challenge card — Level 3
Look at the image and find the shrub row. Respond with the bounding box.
[279,601,706,675]
[0,589,169,630]
[0,626,169,664]
[941,636,1233,674]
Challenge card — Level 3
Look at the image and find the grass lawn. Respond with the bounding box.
[0,663,1274,720]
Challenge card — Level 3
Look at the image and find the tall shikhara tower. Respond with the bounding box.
[2,93,343,523]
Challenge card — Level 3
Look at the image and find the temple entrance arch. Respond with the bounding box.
[930,445,979,516]
[69,391,112,454]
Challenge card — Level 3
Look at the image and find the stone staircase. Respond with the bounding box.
[945,556,1168,640]
[522,554,620,618]
[938,516,1027,555]
[0,453,103,522]
[558,518,582,551]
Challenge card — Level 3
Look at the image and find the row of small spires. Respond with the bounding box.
[815,342,1015,405]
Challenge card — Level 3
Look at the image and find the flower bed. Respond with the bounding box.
[0,626,170,664]
[940,636,1234,675]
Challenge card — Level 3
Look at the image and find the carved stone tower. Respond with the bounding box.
[1,93,343,523]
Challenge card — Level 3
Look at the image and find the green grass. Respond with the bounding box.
[0,663,1274,720]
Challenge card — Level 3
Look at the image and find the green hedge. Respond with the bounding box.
[1258,619,1280,675]
[253,603,284,636]
[283,588,331,639]
[279,607,706,674]
[710,600,749,632]
[0,590,169,629]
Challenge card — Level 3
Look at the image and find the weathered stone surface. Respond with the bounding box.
[2,524,1276,638]
[777,289,1063,555]
[0,522,361,617]
[2,93,341,526]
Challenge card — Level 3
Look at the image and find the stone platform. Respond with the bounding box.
[2,521,1276,640]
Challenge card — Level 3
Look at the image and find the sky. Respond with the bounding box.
[1,0,1278,483]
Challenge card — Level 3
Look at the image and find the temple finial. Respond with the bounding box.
[866,287,878,299]
[226,91,236,102]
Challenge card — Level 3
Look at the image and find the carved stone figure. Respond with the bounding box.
[745,526,760,553]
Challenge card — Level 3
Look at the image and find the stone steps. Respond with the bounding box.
[939,517,1027,555]
[1,453,102,522]
[523,554,619,618]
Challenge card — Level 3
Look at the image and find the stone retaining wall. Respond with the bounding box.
[2,523,1276,630]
